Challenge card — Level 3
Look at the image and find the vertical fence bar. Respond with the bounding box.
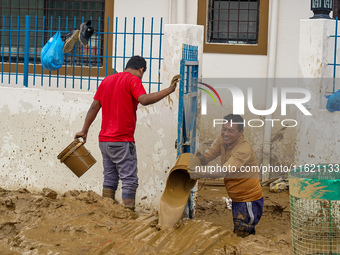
[96,17,101,89]
[24,15,30,87]
[123,17,127,70]
[8,16,12,84]
[132,17,136,56]
[141,17,145,57]
[72,16,76,89]
[16,16,20,84]
[1,16,5,83]
[177,57,186,157]
[57,16,61,88]
[158,17,163,92]
[333,17,339,93]
[80,17,84,89]
[113,17,118,74]
[88,17,93,90]
[41,16,45,86]
[191,60,195,91]
[48,16,53,87]
[107,16,111,76]
[33,16,38,86]
[148,17,154,93]
[186,65,189,93]
[64,16,69,88]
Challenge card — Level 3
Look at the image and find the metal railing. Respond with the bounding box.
[0,15,163,92]
[329,17,339,94]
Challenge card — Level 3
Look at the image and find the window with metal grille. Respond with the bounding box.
[197,0,268,55]
[207,0,260,44]
[0,0,105,67]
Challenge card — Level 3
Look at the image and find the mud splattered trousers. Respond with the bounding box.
[232,197,263,235]
[99,142,138,200]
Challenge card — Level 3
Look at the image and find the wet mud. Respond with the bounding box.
[0,182,292,254]
[196,179,292,254]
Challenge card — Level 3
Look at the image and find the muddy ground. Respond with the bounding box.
[196,179,292,253]
[0,180,292,254]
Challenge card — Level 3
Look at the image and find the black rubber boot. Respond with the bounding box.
[79,20,94,46]
[122,198,135,211]
[102,188,116,201]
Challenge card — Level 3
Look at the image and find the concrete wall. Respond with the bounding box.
[114,0,313,78]
[114,0,198,25]
[0,25,203,210]
[296,19,340,165]
[197,0,313,79]
[196,78,299,176]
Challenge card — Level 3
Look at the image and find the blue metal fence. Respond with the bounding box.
[329,17,339,94]
[177,44,199,220]
[0,15,163,92]
[177,44,199,157]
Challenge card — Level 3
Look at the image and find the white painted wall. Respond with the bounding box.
[201,0,314,79]
[275,0,314,78]
[114,0,314,79]
[0,25,203,210]
[0,87,103,192]
[114,0,169,23]
[296,19,340,165]
[114,0,198,25]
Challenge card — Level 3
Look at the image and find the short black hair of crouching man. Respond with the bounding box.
[224,114,244,132]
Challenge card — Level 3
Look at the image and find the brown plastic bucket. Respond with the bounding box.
[57,138,96,178]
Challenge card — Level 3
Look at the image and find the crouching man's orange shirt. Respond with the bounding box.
[202,135,263,202]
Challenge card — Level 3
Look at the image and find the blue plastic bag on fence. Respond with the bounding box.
[41,31,64,71]
[326,89,340,112]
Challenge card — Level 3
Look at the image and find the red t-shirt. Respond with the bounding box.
[94,72,146,142]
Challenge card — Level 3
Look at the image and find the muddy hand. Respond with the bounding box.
[195,151,203,159]
[195,151,209,165]
[170,74,180,92]
[74,131,87,143]
[195,151,204,164]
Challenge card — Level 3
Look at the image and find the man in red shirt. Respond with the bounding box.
[75,56,179,211]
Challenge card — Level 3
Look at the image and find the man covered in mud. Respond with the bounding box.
[196,114,263,238]
[75,56,179,211]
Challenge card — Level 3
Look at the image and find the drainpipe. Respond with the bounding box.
[169,0,172,24]
[262,0,279,181]
[177,0,186,24]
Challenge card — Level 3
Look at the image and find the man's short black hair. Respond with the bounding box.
[224,114,244,132]
[125,56,147,73]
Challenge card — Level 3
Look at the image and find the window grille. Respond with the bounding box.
[207,0,260,44]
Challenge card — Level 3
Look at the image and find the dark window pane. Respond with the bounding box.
[239,22,248,33]
[229,22,238,33]
[208,0,259,44]
[239,10,248,21]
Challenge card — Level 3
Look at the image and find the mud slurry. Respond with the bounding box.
[0,188,137,254]
[0,187,291,254]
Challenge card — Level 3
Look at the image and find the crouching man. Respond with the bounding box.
[197,114,263,237]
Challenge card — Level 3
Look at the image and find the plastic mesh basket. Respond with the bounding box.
[289,164,340,255]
